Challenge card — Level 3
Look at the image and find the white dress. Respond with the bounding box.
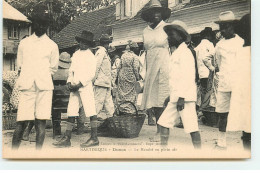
[141,20,170,109]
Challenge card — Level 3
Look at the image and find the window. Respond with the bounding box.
[8,24,19,39]
[124,0,132,17]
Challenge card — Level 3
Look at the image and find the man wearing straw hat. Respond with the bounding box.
[53,30,98,148]
[213,11,244,149]
[12,4,59,150]
[157,20,202,149]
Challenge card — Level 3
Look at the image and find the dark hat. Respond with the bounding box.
[164,20,191,42]
[236,13,250,40]
[58,52,71,69]
[75,30,95,47]
[99,34,112,44]
[200,27,215,39]
[141,0,171,22]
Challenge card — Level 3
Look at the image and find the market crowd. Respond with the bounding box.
[4,0,250,151]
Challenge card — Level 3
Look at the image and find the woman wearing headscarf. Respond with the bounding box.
[117,41,140,114]
[140,0,171,140]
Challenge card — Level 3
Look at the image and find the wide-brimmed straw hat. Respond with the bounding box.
[141,0,171,22]
[58,52,71,69]
[75,30,95,47]
[200,27,215,39]
[164,20,191,42]
[215,11,238,24]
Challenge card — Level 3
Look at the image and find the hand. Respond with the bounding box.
[164,96,170,107]
[67,82,74,92]
[67,82,80,92]
[215,66,219,72]
[71,82,83,92]
[177,97,185,112]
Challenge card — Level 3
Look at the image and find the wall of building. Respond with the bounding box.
[3,20,31,71]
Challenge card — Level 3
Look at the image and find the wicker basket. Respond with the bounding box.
[2,103,17,130]
[107,101,146,138]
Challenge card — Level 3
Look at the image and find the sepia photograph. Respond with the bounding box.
[2,0,251,159]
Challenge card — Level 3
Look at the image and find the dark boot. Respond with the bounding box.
[242,131,251,151]
[80,128,99,148]
[160,127,170,146]
[77,107,88,135]
[52,130,72,147]
[80,115,99,148]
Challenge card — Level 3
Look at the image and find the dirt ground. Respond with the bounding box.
[2,116,250,159]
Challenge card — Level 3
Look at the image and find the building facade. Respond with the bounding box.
[110,0,250,47]
[3,1,31,71]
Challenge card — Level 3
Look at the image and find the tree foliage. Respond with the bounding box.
[6,0,116,36]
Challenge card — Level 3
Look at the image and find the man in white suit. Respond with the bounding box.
[213,11,244,149]
[157,20,201,149]
[12,7,59,150]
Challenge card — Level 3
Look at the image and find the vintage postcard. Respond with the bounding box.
[2,0,251,159]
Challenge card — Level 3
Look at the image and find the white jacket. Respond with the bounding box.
[169,42,197,102]
[215,34,244,92]
[17,33,59,90]
[195,39,215,79]
[67,49,96,92]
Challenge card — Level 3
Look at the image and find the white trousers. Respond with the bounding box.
[158,102,199,133]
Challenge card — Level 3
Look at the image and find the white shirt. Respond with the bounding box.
[215,34,244,92]
[17,33,59,90]
[169,42,197,102]
[67,49,96,91]
[195,39,215,79]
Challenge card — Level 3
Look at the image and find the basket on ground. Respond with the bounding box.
[107,101,146,138]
